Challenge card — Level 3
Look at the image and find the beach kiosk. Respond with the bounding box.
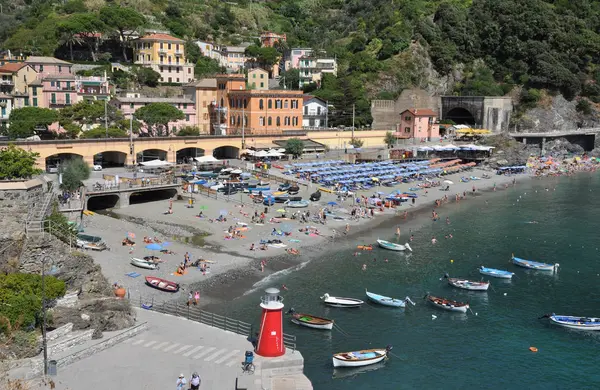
[255,287,285,357]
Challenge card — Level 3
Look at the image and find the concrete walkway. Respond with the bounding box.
[42,308,310,390]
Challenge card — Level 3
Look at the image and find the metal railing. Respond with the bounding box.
[131,294,296,351]
[87,178,180,193]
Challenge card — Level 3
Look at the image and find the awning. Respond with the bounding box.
[195,155,220,163]
[140,159,173,167]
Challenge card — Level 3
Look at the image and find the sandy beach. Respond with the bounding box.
[78,164,525,306]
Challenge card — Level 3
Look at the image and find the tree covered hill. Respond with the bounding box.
[1,0,600,126]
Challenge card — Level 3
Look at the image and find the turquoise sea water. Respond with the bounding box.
[212,174,600,389]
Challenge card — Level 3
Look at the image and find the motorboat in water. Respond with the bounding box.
[443,274,489,291]
[376,239,412,252]
[512,255,558,272]
[287,309,334,330]
[479,266,514,279]
[425,294,469,313]
[365,289,415,308]
[320,293,364,308]
[540,313,600,331]
[332,346,392,368]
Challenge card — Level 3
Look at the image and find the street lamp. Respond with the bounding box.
[40,253,54,376]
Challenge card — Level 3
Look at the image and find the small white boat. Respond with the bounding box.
[284,200,310,208]
[320,293,364,308]
[542,314,600,331]
[376,239,412,252]
[288,309,334,330]
[332,346,391,368]
[512,255,558,272]
[479,266,514,279]
[444,275,489,291]
[365,289,415,308]
[426,294,469,313]
[130,257,159,270]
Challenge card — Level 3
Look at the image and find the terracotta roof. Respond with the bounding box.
[138,33,184,43]
[185,78,217,88]
[402,108,438,117]
[0,62,29,73]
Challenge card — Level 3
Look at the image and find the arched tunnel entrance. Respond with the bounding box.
[213,146,239,159]
[137,149,167,163]
[87,195,120,211]
[129,189,178,206]
[176,148,205,164]
[445,107,476,125]
[93,151,127,168]
[45,153,83,172]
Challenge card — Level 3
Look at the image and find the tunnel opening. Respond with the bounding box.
[129,189,178,206]
[137,149,167,163]
[213,146,239,159]
[93,151,127,168]
[45,153,83,173]
[87,195,120,211]
[176,148,205,164]
[445,107,476,126]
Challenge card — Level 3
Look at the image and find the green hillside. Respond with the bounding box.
[2,0,599,126]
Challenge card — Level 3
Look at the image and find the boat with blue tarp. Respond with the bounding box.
[479,266,514,279]
[512,255,559,272]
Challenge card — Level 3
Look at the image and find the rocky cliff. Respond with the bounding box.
[516,95,600,132]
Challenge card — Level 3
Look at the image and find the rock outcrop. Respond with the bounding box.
[516,94,600,131]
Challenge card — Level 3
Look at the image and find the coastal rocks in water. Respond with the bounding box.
[482,134,533,168]
[51,298,136,333]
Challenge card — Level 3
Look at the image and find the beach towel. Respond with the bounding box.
[289,239,301,243]
[173,269,188,276]
[126,272,141,278]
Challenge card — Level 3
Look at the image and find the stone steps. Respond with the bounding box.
[46,328,95,357]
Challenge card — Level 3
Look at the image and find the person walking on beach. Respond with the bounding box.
[194,291,200,305]
[187,292,193,306]
[190,372,201,390]
[404,210,408,219]
[176,374,187,390]
[345,223,350,235]
[396,227,401,236]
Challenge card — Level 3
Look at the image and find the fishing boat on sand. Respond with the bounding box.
[130,257,159,270]
[287,309,334,330]
[332,346,392,368]
[540,314,600,331]
[365,289,415,308]
[479,266,514,279]
[376,239,412,252]
[425,294,469,313]
[443,274,489,291]
[321,293,364,308]
[284,200,310,208]
[145,276,179,292]
[512,254,559,272]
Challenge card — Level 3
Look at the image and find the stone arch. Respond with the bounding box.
[129,188,178,206]
[136,148,167,163]
[445,107,476,125]
[93,150,127,167]
[213,145,239,159]
[45,153,84,171]
[176,147,205,163]
[87,194,120,211]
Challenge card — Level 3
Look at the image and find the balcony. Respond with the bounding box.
[175,50,183,56]
[49,99,73,106]
[0,79,14,85]
[158,48,167,54]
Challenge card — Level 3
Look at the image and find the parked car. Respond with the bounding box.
[93,164,103,171]
[46,165,59,173]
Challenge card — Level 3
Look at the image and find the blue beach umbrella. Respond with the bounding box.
[327,201,338,206]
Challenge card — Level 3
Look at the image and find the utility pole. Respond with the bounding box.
[351,104,355,140]
[104,99,108,138]
[241,106,245,149]
[129,114,134,165]
[325,100,328,129]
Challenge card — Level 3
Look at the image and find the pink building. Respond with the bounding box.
[287,48,313,70]
[396,108,440,141]
[25,56,73,78]
[113,96,196,136]
[41,75,77,109]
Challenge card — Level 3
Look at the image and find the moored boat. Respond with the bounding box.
[443,275,489,291]
[540,313,600,330]
[130,257,159,270]
[321,293,364,308]
[287,309,334,330]
[425,294,469,313]
[332,346,392,368]
[512,254,558,271]
[365,289,415,308]
[145,276,179,292]
[479,266,514,279]
[376,239,412,252]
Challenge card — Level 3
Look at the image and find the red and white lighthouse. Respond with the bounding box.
[255,287,285,357]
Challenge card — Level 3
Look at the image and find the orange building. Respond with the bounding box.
[227,90,303,136]
[260,32,287,48]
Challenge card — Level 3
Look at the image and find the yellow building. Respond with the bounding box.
[183,78,218,134]
[247,68,269,90]
[133,33,195,84]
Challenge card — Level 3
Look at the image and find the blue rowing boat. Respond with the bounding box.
[365,289,415,308]
[479,266,514,279]
[511,254,559,272]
